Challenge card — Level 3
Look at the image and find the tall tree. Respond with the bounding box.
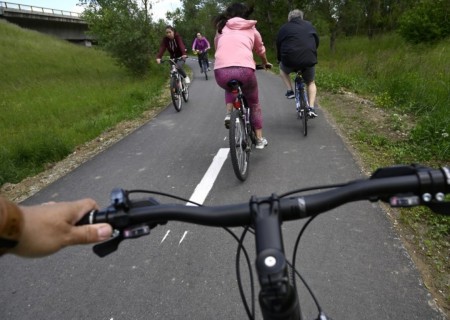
[308,0,345,52]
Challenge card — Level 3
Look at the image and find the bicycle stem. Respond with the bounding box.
[252,195,301,320]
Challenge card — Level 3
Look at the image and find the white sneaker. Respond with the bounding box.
[308,107,317,118]
[224,113,231,129]
[255,137,268,149]
[185,76,191,84]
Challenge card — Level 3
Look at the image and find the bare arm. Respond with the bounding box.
[1,197,112,258]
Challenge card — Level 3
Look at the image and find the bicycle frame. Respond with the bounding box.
[295,74,309,115]
[198,51,208,80]
[231,82,253,143]
[198,52,208,67]
[168,58,182,81]
[163,57,188,112]
[170,63,179,79]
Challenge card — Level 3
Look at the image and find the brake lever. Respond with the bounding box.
[93,224,152,257]
[93,230,123,257]
[91,189,170,257]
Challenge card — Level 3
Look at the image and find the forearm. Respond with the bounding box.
[259,52,269,65]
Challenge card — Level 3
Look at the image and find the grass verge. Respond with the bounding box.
[0,21,167,185]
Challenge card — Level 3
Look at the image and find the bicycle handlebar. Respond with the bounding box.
[77,164,449,319]
[78,164,449,241]
[160,57,185,65]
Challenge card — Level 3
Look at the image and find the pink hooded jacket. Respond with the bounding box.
[214,17,266,70]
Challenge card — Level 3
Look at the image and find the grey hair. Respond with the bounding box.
[288,9,304,21]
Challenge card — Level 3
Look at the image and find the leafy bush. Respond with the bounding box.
[398,0,450,43]
[82,0,158,76]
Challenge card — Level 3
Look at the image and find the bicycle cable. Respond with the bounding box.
[126,189,257,318]
[236,226,256,319]
[278,184,348,316]
[122,187,343,319]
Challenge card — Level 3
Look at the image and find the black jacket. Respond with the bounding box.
[276,17,319,69]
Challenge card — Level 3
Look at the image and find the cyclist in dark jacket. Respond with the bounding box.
[276,9,319,116]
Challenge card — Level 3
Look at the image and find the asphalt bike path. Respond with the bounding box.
[0,58,444,319]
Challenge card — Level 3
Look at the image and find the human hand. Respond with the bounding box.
[10,199,112,258]
[156,58,161,64]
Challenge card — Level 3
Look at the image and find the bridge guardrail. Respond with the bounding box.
[0,1,81,18]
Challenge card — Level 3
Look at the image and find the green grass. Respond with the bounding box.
[0,20,167,185]
[316,34,449,163]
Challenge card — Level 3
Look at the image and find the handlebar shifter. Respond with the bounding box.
[92,188,164,257]
[370,165,450,215]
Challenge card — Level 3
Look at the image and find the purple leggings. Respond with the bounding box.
[214,67,263,130]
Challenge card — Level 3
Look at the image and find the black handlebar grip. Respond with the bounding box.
[76,210,96,226]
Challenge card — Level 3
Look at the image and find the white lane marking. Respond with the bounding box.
[161,149,229,246]
[161,230,170,244]
[179,231,188,245]
[186,148,230,206]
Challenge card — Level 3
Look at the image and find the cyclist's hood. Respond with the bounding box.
[226,17,257,30]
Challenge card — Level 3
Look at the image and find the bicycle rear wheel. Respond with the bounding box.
[301,100,307,136]
[170,77,182,112]
[229,109,250,181]
[296,84,307,137]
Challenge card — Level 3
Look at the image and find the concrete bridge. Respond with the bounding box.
[0,1,94,46]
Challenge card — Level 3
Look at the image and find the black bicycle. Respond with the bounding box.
[228,64,271,181]
[162,57,189,112]
[196,50,209,80]
[78,164,449,320]
[294,72,314,136]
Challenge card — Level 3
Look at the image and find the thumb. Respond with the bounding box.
[69,224,113,245]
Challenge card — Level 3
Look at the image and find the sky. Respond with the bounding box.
[10,0,181,20]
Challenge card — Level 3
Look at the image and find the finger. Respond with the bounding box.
[71,198,98,223]
[68,224,113,245]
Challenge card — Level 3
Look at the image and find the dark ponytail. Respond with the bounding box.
[214,3,254,34]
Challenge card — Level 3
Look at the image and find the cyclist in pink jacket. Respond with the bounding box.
[213,3,272,149]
